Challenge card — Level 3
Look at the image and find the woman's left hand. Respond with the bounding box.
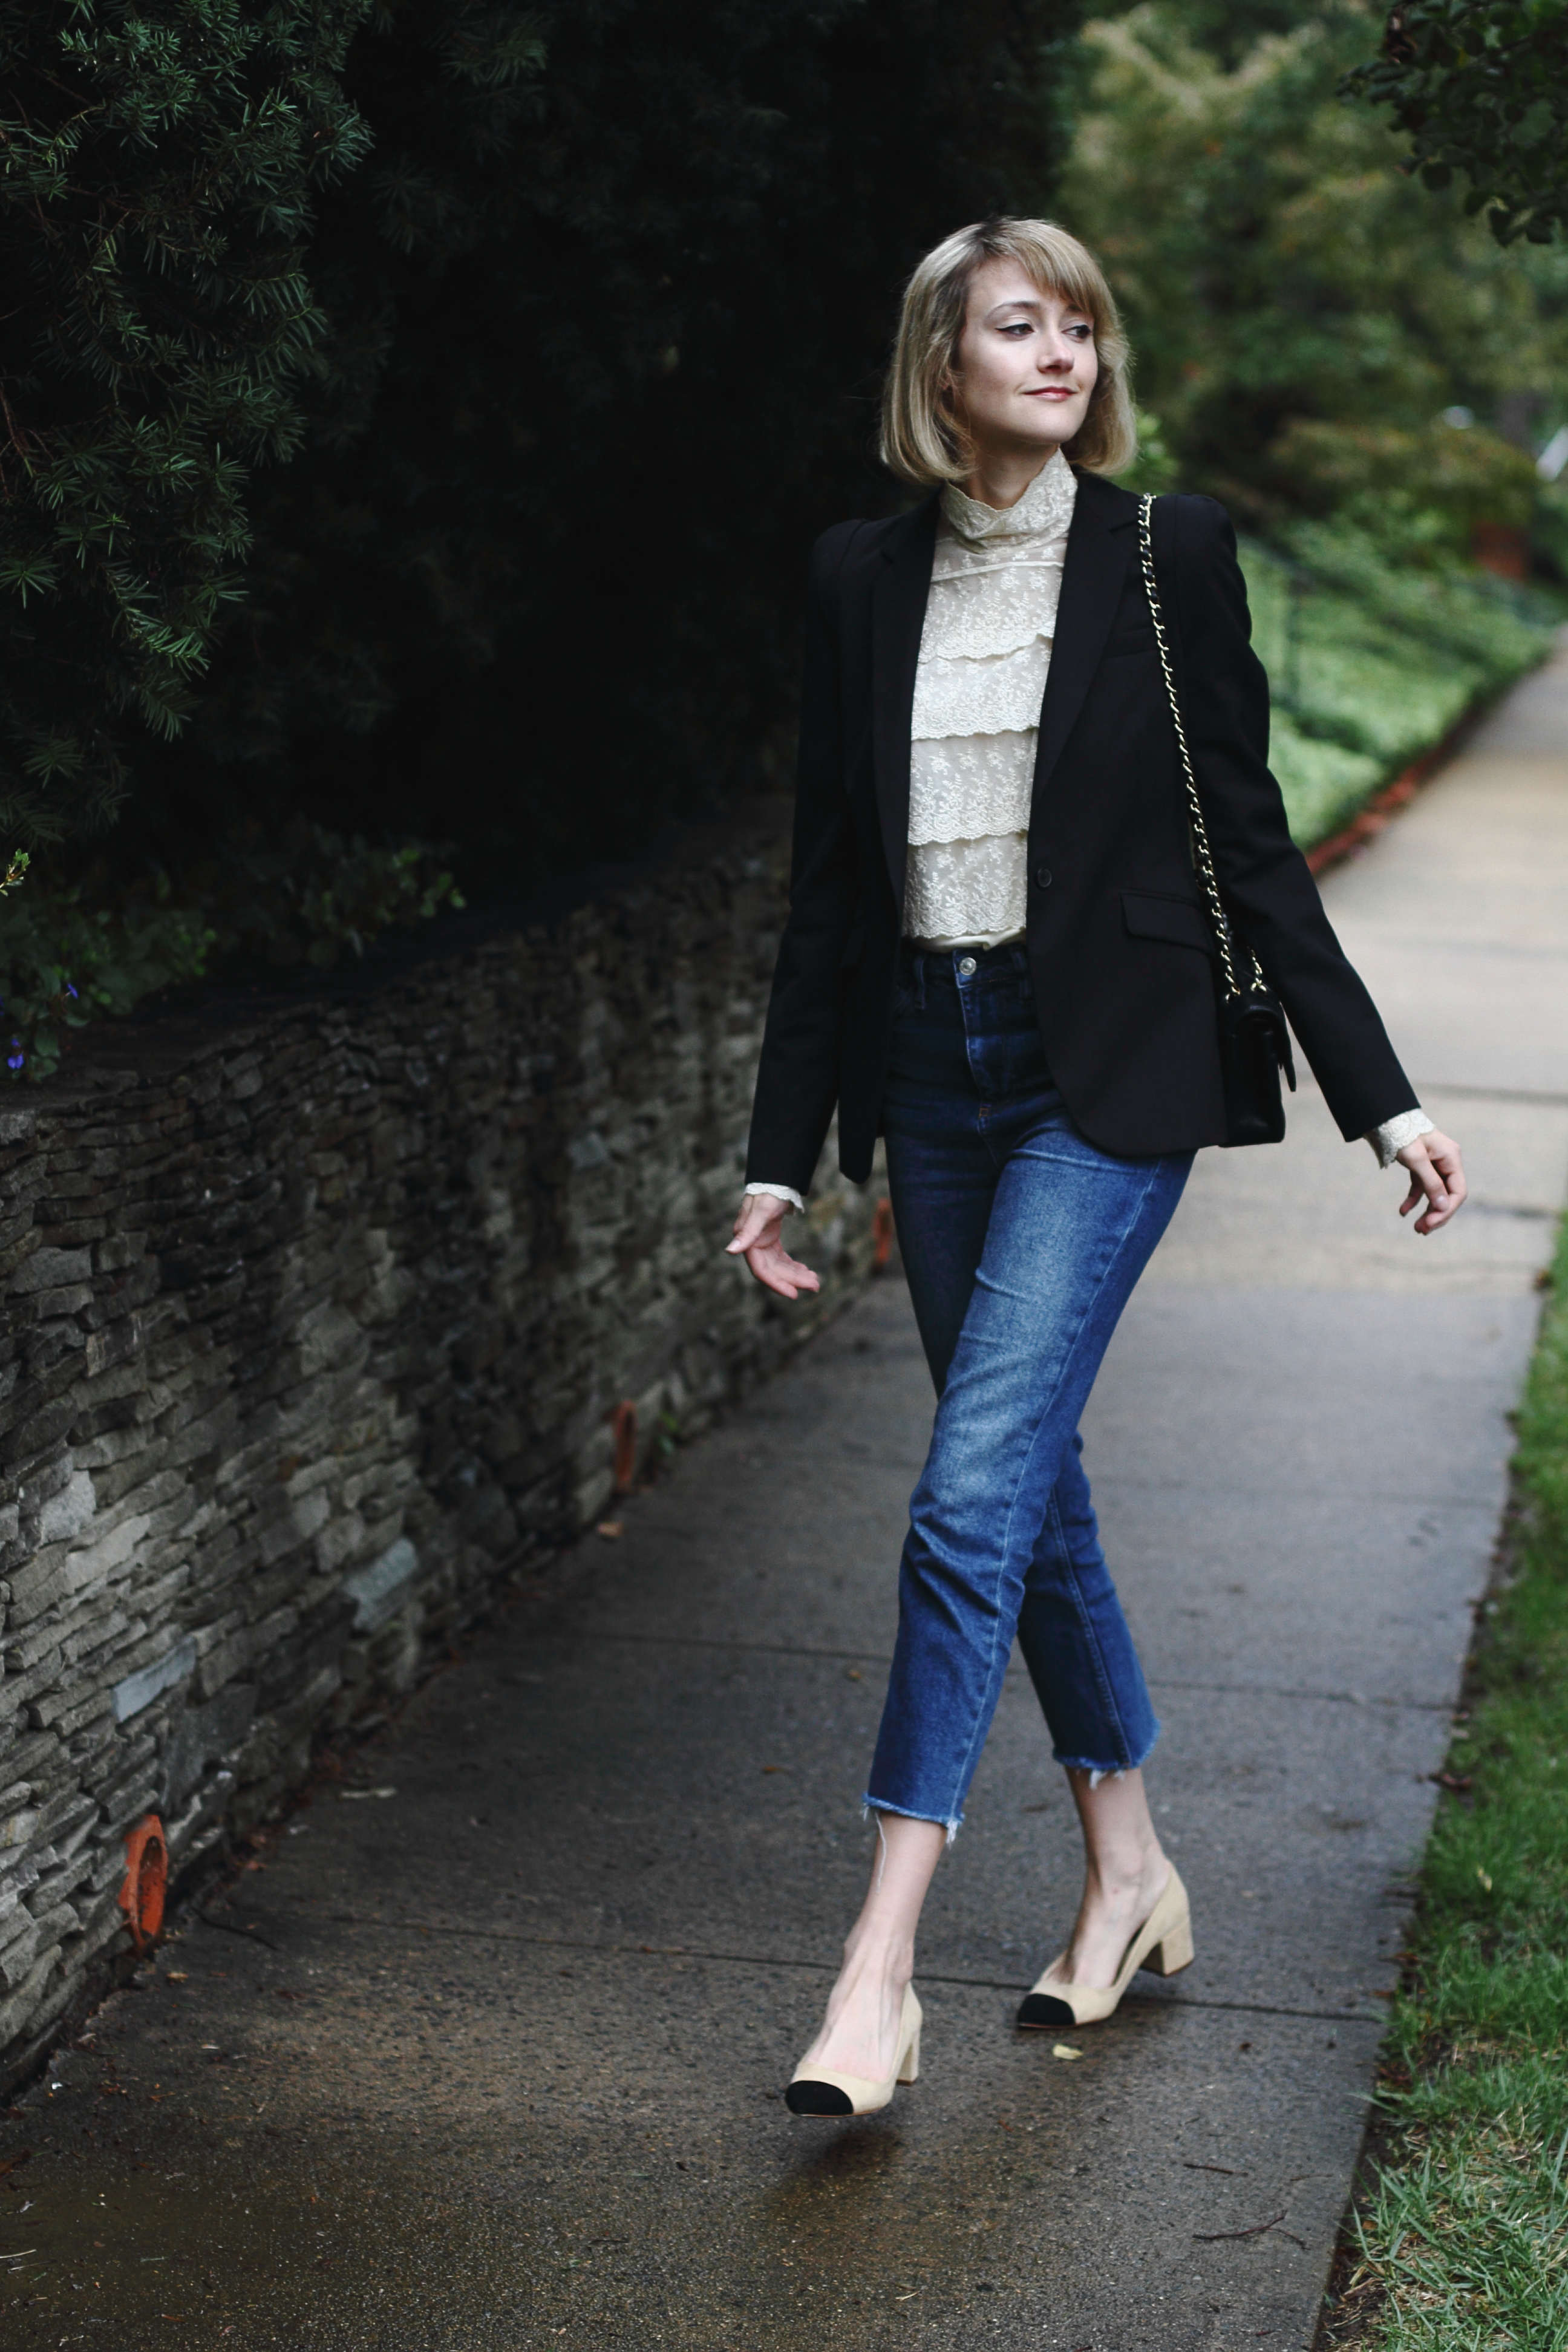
[1396,1128,1466,1235]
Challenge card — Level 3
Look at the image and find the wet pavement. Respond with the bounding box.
[5,647,1568,2350]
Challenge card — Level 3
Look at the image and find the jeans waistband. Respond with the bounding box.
[898,937,1031,1010]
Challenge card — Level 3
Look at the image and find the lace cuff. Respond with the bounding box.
[744,1181,803,1214]
[1365,1108,1434,1168]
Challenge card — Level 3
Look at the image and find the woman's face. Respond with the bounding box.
[948,256,1099,463]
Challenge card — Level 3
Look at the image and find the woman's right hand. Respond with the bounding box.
[726,1194,823,1301]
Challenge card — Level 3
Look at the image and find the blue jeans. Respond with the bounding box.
[867,941,1192,1831]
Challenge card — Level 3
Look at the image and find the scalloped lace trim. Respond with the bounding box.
[920,557,1066,663]
[1367,1108,1434,1167]
[914,467,1073,740]
[904,834,1029,946]
[912,640,1053,743]
[909,731,1035,846]
[941,451,1077,546]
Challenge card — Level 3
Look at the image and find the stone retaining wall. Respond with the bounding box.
[0,808,879,2085]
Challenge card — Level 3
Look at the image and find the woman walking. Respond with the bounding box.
[727,218,1466,2119]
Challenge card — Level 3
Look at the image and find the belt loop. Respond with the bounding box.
[913,950,926,1010]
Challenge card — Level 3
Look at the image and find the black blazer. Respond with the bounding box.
[745,469,1417,1194]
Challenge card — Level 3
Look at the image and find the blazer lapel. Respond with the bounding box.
[1032,474,1134,802]
[869,497,938,909]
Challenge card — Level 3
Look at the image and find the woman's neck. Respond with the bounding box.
[958,446,1057,512]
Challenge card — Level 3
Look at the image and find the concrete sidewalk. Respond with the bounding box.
[5,651,1568,2351]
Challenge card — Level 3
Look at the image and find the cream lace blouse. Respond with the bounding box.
[904,451,1076,948]
[746,455,1429,1207]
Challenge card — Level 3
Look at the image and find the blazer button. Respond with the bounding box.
[1034,864,1053,890]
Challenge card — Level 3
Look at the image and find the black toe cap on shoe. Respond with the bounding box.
[785,2080,854,2116]
[1016,1993,1077,2030]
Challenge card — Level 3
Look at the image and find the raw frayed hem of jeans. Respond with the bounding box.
[862,1796,962,1846]
[1051,1726,1161,1785]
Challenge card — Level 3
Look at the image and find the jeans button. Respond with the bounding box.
[957,955,978,977]
[1034,865,1053,890]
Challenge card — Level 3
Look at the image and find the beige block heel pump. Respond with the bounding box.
[1017,1866,1193,2030]
[785,1985,922,2117]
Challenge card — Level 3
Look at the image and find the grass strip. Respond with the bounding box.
[1321,1220,1568,2350]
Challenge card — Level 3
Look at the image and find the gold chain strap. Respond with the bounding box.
[1136,492,1267,1005]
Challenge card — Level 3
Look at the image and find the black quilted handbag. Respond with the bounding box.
[1137,492,1296,1146]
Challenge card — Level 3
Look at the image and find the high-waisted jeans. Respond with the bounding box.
[866,940,1193,1832]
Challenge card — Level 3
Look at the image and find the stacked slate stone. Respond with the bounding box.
[0,815,879,2085]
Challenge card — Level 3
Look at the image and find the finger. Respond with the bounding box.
[738,1238,795,1295]
[746,1253,811,1301]
[1418,1183,1462,1233]
[1395,1132,1466,1235]
[728,1207,783,1253]
[754,1246,822,1292]
[747,1244,821,1298]
[1417,1132,1468,1215]
[1429,1157,1467,1208]
[1400,1147,1445,1200]
[751,1266,801,1299]
[1412,1171,1456,1233]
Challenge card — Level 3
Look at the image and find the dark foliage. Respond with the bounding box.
[136,0,1083,881]
[1344,1,1568,244]
[0,0,372,848]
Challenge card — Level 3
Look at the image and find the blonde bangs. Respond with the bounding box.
[880,218,1138,486]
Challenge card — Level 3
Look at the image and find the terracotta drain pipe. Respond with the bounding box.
[118,1814,167,1953]
[611,1400,638,1494]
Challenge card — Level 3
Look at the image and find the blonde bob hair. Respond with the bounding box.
[880,217,1137,485]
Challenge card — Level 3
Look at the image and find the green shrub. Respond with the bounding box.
[1342,0,1568,248]
[1238,524,1560,844]
[0,824,462,1080]
[1267,416,1540,558]
[1063,5,1568,540]
[0,0,371,846]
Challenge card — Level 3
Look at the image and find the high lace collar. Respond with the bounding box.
[939,448,1077,547]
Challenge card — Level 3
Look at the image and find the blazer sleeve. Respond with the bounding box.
[1165,494,1420,1141]
[743,522,866,1198]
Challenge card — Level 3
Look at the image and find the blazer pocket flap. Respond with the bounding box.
[1121,890,1215,955]
[1102,625,1156,658]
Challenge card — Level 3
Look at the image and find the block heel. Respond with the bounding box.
[897,2022,921,2085]
[1146,1912,1195,1977]
[1017,1866,1193,2030]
